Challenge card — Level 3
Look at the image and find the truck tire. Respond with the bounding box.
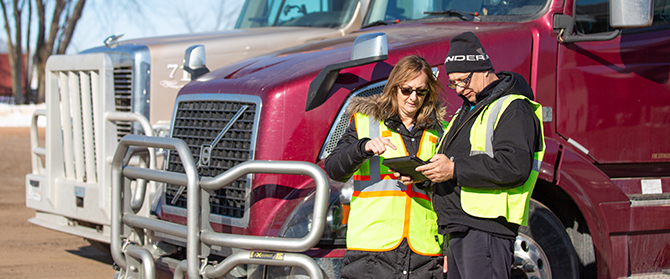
[513,199,580,279]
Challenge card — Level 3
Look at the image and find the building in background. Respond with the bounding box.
[0,52,27,104]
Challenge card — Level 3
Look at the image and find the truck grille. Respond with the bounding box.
[165,98,258,218]
[46,53,137,185]
[53,65,134,183]
[114,66,133,140]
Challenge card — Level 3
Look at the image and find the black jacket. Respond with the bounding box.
[433,71,543,238]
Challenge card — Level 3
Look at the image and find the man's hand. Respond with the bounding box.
[365,136,397,155]
[443,255,448,273]
[416,154,454,183]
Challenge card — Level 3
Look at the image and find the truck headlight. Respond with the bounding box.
[278,179,353,247]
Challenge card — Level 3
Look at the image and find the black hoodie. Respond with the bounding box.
[433,71,543,238]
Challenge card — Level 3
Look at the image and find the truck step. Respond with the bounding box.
[621,270,670,279]
[628,193,670,207]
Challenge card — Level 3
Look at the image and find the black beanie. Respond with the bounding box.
[444,32,493,74]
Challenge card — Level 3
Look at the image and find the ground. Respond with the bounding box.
[0,127,116,278]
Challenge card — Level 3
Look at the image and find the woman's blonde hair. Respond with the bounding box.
[377,55,444,126]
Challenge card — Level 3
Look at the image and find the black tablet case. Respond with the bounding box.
[382,155,428,182]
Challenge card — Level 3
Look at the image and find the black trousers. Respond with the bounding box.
[341,239,443,279]
[445,229,514,279]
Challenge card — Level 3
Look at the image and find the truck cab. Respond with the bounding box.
[112,0,670,278]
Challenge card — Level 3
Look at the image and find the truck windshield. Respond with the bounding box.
[236,0,359,28]
[365,0,549,24]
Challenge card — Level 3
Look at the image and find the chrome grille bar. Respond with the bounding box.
[114,67,133,140]
[56,69,99,182]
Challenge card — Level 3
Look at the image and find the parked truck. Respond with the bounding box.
[112,0,670,278]
[25,0,372,249]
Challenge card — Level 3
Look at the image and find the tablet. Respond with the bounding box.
[382,155,428,182]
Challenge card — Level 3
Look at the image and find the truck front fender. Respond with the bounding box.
[544,137,631,278]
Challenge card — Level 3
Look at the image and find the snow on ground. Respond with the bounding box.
[0,103,47,127]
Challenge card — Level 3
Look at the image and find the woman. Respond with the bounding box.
[324,55,446,278]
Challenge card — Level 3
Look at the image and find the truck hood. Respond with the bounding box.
[88,27,346,50]
[181,22,534,95]
[83,26,349,70]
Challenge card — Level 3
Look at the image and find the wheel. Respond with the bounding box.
[86,238,111,255]
[512,199,580,279]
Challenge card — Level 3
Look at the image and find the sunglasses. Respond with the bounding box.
[447,72,474,89]
[399,86,429,96]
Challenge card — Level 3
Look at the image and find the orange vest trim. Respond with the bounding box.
[353,174,370,181]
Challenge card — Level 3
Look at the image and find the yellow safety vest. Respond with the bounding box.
[441,94,545,226]
[347,113,443,256]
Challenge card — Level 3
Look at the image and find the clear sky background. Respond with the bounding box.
[0,0,244,54]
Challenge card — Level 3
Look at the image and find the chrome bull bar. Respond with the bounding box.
[111,135,330,279]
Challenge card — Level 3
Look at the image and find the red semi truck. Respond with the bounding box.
[111,0,670,278]
[26,0,370,250]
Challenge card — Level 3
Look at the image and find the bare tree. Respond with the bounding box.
[24,0,31,102]
[1,0,27,104]
[33,0,86,103]
[1,0,86,104]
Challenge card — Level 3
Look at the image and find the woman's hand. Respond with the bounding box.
[416,154,454,183]
[365,136,397,155]
[396,172,413,185]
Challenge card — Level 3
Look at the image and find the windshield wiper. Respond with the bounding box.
[423,9,481,22]
[362,20,390,29]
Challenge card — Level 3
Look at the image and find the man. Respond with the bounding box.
[415,31,545,278]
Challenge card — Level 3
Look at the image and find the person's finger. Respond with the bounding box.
[443,255,448,273]
[380,137,397,150]
[422,163,448,183]
[416,159,439,172]
[367,139,387,155]
[416,163,431,172]
[401,177,414,185]
[369,142,380,154]
[364,140,373,153]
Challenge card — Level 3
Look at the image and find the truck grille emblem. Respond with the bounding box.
[170,105,249,205]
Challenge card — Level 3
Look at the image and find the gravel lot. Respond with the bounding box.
[0,127,116,278]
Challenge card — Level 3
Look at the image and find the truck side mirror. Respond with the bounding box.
[184,45,210,81]
[305,32,388,111]
[610,0,653,28]
[554,0,653,43]
[351,32,388,60]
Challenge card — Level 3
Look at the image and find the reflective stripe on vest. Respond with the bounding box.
[461,94,545,226]
[348,113,442,255]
